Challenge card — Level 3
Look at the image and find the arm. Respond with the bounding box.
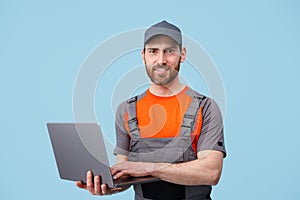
[111,150,223,186]
[152,150,223,185]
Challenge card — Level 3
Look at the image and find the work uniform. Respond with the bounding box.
[114,87,226,200]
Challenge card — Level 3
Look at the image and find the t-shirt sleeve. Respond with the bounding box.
[197,98,227,158]
[113,101,130,156]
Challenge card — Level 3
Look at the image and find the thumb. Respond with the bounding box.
[76,181,87,189]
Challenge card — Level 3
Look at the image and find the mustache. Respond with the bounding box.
[153,65,170,70]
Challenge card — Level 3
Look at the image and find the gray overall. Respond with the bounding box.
[127,89,212,200]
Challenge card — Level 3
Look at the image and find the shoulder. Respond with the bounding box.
[187,88,222,117]
[186,87,210,105]
[116,91,148,115]
[185,87,207,101]
[116,100,128,116]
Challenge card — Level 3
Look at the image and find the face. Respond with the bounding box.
[142,35,186,86]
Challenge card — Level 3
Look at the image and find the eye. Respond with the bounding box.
[165,49,175,54]
[148,49,157,54]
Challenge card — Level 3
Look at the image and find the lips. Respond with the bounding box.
[155,68,168,72]
[153,65,170,72]
[154,68,169,76]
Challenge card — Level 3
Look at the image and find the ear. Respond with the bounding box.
[142,49,146,64]
[180,47,186,63]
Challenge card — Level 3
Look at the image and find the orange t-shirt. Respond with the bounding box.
[124,86,202,153]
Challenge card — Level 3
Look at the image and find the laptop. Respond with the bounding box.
[47,123,160,188]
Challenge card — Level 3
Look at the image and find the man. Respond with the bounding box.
[76,20,226,200]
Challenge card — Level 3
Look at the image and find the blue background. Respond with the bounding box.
[1,0,299,199]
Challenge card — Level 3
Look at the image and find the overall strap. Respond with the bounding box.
[127,96,140,138]
[127,91,147,138]
[181,90,206,137]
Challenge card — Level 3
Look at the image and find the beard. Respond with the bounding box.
[145,61,180,86]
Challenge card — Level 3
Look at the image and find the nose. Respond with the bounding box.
[157,50,167,65]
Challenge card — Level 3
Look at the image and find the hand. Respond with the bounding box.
[111,161,165,179]
[75,171,123,195]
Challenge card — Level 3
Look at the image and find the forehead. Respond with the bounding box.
[145,35,179,48]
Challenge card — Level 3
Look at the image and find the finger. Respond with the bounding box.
[94,176,101,195]
[113,171,128,179]
[101,184,109,195]
[111,163,126,175]
[110,165,118,175]
[111,162,126,173]
[86,171,94,194]
[76,181,86,189]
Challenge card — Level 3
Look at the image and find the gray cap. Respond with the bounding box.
[144,20,182,46]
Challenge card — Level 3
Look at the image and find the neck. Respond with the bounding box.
[149,77,185,97]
